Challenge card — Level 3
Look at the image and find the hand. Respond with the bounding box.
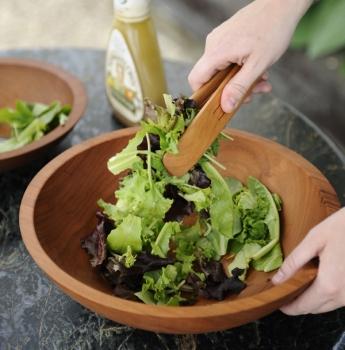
[272,207,345,315]
[188,0,312,112]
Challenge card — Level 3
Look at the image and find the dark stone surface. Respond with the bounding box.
[0,49,344,350]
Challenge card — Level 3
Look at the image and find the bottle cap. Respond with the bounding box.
[114,0,150,22]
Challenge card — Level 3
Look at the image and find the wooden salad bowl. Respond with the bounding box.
[19,127,340,334]
[0,57,87,172]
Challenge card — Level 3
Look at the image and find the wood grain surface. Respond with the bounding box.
[0,57,87,172]
[19,127,340,334]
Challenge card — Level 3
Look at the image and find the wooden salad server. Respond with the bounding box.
[163,64,256,176]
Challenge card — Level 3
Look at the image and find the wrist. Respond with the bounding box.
[259,0,313,28]
[281,0,313,21]
[287,0,313,17]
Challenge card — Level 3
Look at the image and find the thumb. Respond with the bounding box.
[221,57,262,113]
[272,230,324,285]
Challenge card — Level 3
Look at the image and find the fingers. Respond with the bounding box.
[188,53,271,111]
[240,76,272,104]
[279,278,336,315]
[272,230,325,285]
[252,80,272,94]
[278,209,345,315]
[188,54,229,91]
[220,57,264,113]
[243,96,252,104]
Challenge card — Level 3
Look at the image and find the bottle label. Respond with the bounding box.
[106,29,144,123]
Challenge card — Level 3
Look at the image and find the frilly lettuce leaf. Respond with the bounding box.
[228,176,283,276]
[112,171,172,223]
[175,221,201,260]
[135,264,185,306]
[121,245,137,268]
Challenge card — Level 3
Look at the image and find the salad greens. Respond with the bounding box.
[0,100,71,153]
[81,94,283,306]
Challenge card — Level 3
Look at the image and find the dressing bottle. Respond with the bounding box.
[105,0,167,126]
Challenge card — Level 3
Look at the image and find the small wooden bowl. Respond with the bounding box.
[0,58,87,172]
[19,128,340,334]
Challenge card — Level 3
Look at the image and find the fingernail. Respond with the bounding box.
[272,270,285,284]
[224,98,237,113]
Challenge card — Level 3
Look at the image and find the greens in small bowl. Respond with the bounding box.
[81,95,283,306]
[0,100,71,153]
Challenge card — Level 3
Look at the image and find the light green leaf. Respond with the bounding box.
[179,189,211,211]
[107,130,145,175]
[121,245,137,268]
[252,243,283,272]
[137,264,185,305]
[202,162,234,238]
[163,94,176,116]
[206,229,229,259]
[32,103,50,117]
[246,177,281,261]
[175,221,201,260]
[0,100,70,153]
[225,177,243,196]
[151,222,180,258]
[227,242,262,280]
[135,290,155,304]
[107,214,142,254]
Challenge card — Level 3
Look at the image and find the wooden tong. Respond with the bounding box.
[163,64,256,176]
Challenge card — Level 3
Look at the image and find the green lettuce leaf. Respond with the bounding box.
[0,100,71,153]
[112,171,172,223]
[107,214,142,254]
[121,245,137,268]
[228,177,283,275]
[107,130,145,175]
[226,177,243,196]
[227,242,262,280]
[142,95,186,154]
[135,264,185,305]
[163,94,176,116]
[151,222,181,258]
[202,162,234,238]
[175,221,201,260]
[179,187,211,212]
[205,229,230,259]
[248,177,282,262]
[252,242,283,272]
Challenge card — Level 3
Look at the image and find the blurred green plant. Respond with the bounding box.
[292,0,345,60]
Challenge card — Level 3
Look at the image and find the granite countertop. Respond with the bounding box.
[0,49,345,350]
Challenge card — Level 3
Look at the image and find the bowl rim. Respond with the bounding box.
[20,127,330,319]
[0,57,87,162]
